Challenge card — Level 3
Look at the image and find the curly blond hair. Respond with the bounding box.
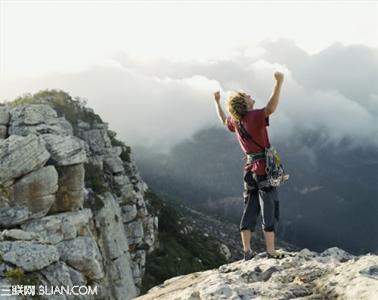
[226,91,248,121]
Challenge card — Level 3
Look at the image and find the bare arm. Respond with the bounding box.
[213,91,227,124]
[265,72,284,116]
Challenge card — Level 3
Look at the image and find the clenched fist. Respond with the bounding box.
[213,91,221,103]
[274,72,284,83]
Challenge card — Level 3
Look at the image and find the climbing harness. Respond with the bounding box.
[238,121,290,188]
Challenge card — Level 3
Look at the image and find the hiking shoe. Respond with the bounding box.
[243,249,255,261]
[267,251,285,259]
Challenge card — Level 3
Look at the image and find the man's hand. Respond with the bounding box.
[213,91,227,124]
[265,72,284,116]
[213,91,221,103]
[274,72,284,84]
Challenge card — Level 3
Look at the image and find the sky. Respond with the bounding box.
[0,1,377,151]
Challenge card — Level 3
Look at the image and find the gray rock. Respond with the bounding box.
[21,209,92,244]
[9,166,58,218]
[0,206,32,228]
[10,120,73,136]
[0,135,50,184]
[39,261,92,300]
[0,107,10,125]
[106,256,138,300]
[68,266,87,286]
[50,164,85,213]
[143,217,156,248]
[0,241,59,272]
[0,125,7,139]
[134,250,378,300]
[129,250,147,289]
[42,134,87,166]
[104,156,124,174]
[78,129,112,154]
[320,247,353,262]
[359,265,378,279]
[40,261,74,287]
[56,236,104,280]
[9,105,73,136]
[122,205,138,223]
[113,174,130,186]
[77,120,90,130]
[109,146,123,157]
[119,184,138,205]
[219,243,232,261]
[94,193,129,260]
[124,220,144,245]
[10,104,57,125]
[0,229,40,241]
[93,192,137,299]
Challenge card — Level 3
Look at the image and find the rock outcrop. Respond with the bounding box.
[135,247,378,300]
[0,100,158,299]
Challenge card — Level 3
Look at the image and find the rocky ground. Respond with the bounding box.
[134,247,378,300]
[172,201,297,262]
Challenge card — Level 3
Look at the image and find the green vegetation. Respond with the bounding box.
[0,184,10,199]
[5,267,25,282]
[84,163,109,194]
[9,89,102,132]
[5,267,39,286]
[5,267,41,299]
[141,190,227,294]
[109,135,131,162]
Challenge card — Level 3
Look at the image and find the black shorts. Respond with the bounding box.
[240,170,279,232]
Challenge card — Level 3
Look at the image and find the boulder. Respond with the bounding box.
[0,206,32,228]
[40,261,89,300]
[9,166,58,218]
[124,220,144,245]
[0,107,10,124]
[0,241,59,272]
[10,104,58,124]
[0,135,50,184]
[0,125,7,139]
[56,236,104,281]
[21,209,92,244]
[9,105,73,136]
[50,164,85,213]
[0,229,40,241]
[42,134,87,166]
[78,129,112,154]
[104,156,124,174]
[93,193,137,299]
[122,205,137,223]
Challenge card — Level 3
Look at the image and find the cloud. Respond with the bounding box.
[1,40,377,151]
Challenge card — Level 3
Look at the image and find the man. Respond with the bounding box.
[213,72,284,261]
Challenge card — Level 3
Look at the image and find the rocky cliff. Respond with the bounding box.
[135,247,378,300]
[0,96,157,299]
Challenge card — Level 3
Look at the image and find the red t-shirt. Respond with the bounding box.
[226,108,271,175]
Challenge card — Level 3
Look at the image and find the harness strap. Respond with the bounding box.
[245,151,266,164]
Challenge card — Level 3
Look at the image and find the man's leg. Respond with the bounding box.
[264,231,275,254]
[241,229,253,252]
[259,187,280,255]
[240,171,259,258]
[240,191,259,256]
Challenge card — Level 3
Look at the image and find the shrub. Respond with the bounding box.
[84,163,108,194]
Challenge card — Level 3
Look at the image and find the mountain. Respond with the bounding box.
[0,90,230,299]
[134,126,378,255]
[135,247,378,300]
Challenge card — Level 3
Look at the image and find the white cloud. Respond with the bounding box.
[1,41,377,151]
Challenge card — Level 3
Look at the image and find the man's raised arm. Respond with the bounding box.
[213,91,227,125]
[265,72,284,117]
